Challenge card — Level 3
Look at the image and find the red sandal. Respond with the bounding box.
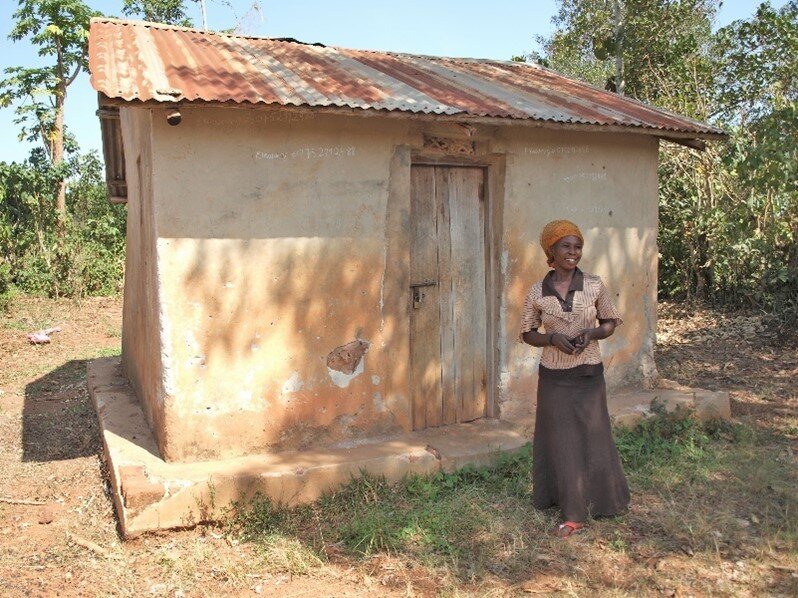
[555,521,585,538]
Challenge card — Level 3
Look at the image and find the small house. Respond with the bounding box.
[87,18,726,535]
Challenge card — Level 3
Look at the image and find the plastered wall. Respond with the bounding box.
[493,128,659,420]
[120,107,170,451]
[147,107,416,461]
[122,104,658,462]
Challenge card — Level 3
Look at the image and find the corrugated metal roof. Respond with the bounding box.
[88,18,725,138]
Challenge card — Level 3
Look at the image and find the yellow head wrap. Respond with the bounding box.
[539,220,584,266]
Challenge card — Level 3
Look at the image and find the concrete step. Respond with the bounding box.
[88,358,532,538]
[608,381,730,428]
[88,358,730,537]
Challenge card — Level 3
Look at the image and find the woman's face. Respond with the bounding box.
[550,235,583,271]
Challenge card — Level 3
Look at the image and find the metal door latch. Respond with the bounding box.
[410,280,438,309]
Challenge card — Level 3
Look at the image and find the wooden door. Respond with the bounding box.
[410,165,488,430]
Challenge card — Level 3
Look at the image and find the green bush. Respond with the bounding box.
[0,150,126,301]
[0,259,16,312]
[656,4,798,325]
[658,124,798,325]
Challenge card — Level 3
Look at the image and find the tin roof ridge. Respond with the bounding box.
[90,18,531,64]
[363,47,528,64]
[89,17,326,45]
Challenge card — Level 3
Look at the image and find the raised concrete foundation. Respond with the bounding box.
[88,358,730,538]
[609,379,732,428]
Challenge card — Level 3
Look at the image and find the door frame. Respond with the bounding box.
[409,150,506,421]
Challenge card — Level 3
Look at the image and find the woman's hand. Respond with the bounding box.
[573,321,617,352]
[550,332,577,354]
[572,328,597,352]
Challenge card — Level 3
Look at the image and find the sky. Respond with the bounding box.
[0,0,787,164]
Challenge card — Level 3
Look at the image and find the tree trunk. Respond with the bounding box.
[53,101,66,217]
[54,39,67,233]
[613,0,625,95]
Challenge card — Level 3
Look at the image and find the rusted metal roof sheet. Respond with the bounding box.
[89,18,724,138]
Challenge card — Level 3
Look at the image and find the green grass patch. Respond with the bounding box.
[613,400,752,487]
[1,312,35,331]
[229,410,794,583]
[614,404,797,558]
[231,445,542,578]
[86,346,121,358]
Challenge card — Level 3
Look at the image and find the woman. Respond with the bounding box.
[519,219,630,538]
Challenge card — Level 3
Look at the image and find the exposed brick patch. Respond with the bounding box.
[119,465,145,479]
[326,340,370,375]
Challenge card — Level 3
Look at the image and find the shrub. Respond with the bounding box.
[0,151,126,299]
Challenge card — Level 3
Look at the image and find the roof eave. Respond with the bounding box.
[97,94,727,145]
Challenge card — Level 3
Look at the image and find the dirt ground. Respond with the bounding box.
[0,296,796,597]
[655,301,798,441]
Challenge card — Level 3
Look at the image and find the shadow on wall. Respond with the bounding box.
[22,359,102,462]
[169,229,408,450]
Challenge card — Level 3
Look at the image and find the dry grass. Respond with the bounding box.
[0,295,796,597]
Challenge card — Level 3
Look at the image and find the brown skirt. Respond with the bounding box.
[532,364,630,522]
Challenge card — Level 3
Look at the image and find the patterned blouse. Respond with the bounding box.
[519,269,622,370]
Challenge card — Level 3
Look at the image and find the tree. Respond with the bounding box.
[0,1,128,301]
[0,149,127,299]
[712,2,798,311]
[122,0,194,27]
[714,1,798,123]
[534,1,798,323]
[0,0,98,225]
[537,0,719,101]
[122,1,265,33]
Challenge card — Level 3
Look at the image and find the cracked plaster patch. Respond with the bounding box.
[326,339,370,388]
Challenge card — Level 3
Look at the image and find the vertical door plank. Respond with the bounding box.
[409,166,443,430]
[470,171,488,421]
[449,168,488,422]
[436,168,456,425]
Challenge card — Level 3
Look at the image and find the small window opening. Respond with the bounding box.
[97,97,127,204]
